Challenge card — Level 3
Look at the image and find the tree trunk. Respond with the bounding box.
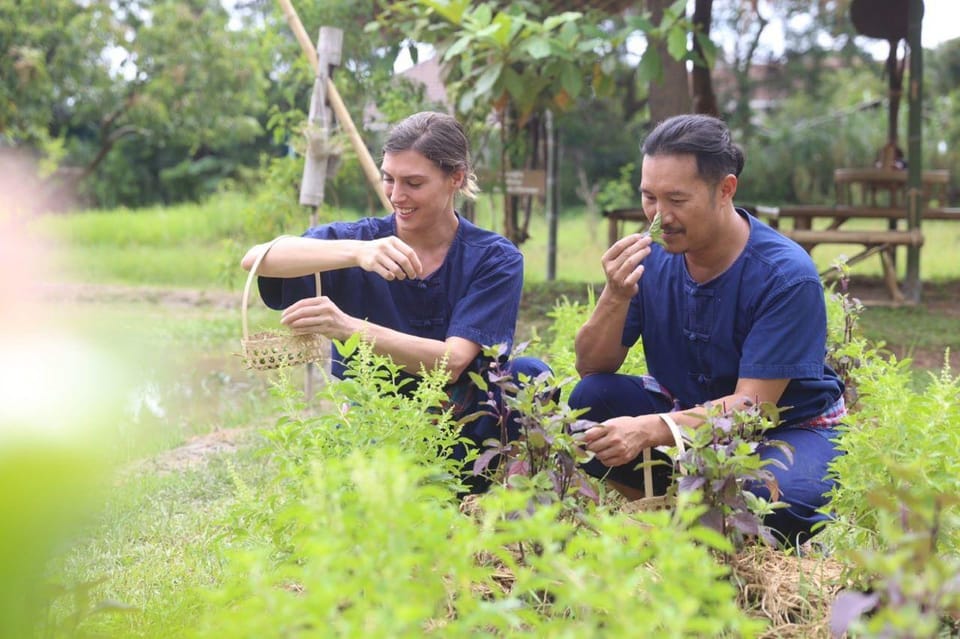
[691,0,719,116]
[647,0,691,124]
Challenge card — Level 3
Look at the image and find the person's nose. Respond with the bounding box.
[390,182,408,204]
[657,207,676,227]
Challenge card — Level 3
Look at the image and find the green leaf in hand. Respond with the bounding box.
[647,212,666,246]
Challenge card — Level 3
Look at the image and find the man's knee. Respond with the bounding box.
[568,373,617,409]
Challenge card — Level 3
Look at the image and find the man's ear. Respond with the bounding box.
[719,173,738,202]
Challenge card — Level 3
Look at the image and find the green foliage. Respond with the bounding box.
[676,403,790,550]
[825,357,960,556]
[595,162,638,213]
[830,484,960,638]
[539,289,647,382]
[197,441,766,638]
[375,3,606,118]
[646,210,665,246]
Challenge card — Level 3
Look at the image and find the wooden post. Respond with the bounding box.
[276,0,392,213]
[300,27,342,221]
[903,0,923,303]
[299,27,343,399]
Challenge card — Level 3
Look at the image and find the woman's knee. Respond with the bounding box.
[507,356,552,379]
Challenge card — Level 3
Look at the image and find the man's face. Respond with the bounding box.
[639,153,725,254]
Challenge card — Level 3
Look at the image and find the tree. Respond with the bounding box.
[2,0,271,208]
[373,0,701,244]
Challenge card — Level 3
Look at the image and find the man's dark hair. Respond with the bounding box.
[641,114,745,184]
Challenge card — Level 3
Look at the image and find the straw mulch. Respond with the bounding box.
[732,543,845,639]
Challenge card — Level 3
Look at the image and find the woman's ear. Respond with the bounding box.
[449,168,466,191]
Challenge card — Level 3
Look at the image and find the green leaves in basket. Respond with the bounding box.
[646,211,666,246]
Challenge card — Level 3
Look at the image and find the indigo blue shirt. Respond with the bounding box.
[258,214,523,382]
[622,208,844,426]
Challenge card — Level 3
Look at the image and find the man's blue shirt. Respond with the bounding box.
[258,213,523,380]
[622,208,844,426]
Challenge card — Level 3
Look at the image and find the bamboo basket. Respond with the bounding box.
[621,413,688,513]
[240,235,326,370]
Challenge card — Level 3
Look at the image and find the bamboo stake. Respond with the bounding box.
[276,0,392,213]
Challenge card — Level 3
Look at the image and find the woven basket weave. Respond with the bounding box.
[620,413,688,514]
[240,235,326,371]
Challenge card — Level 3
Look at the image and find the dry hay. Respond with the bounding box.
[732,544,845,639]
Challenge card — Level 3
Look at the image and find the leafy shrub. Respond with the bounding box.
[677,402,790,551]
[825,357,960,556]
[830,484,960,638]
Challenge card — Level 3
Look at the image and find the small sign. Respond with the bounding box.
[504,169,546,197]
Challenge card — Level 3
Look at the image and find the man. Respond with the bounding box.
[572,114,846,545]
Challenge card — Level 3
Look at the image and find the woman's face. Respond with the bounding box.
[381,149,462,232]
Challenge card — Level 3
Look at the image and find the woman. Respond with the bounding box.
[241,111,549,492]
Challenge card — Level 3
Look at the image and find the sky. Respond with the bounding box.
[915,0,959,49]
[765,0,959,60]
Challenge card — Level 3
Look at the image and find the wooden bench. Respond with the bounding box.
[755,204,960,304]
[602,207,649,247]
[757,204,960,231]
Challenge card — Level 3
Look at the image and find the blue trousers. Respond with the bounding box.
[569,373,841,546]
[451,356,552,494]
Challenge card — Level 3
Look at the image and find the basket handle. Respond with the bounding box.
[241,235,322,341]
[641,412,688,500]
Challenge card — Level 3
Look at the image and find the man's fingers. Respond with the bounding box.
[581,426,607,444]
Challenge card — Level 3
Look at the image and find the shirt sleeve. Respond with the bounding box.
[446,246,523,352]
[256,225,343,310]
[739,277,828,380]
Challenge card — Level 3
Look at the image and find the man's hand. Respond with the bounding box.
[581,414,670,468]
[601,233,652,300]
[280,296,358,341]
[356,237,423,281]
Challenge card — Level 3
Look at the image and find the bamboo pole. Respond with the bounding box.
[276,0,392,213]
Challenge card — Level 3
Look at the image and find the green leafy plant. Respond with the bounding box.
[825,355,960,556]
[676,401,791,551]
[830,482,960,638]
[467,343,599,517]
[595,162,637,214]
[645,210,666,247]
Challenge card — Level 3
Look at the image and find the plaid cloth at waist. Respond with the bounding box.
[638,375,847,429]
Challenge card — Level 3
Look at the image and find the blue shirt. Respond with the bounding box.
[622,208,844,426]
[258,214,523,382]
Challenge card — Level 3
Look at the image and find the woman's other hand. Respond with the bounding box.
[356,237,423,281]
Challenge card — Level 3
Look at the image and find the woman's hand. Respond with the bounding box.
[280,296,358,341]
[356,237,423,281]
[601,233,652,300]
[581,414,670,467]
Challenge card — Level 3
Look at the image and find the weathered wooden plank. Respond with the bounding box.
[782,228,925,247]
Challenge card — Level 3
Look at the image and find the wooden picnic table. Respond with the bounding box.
[754,168,957,303]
